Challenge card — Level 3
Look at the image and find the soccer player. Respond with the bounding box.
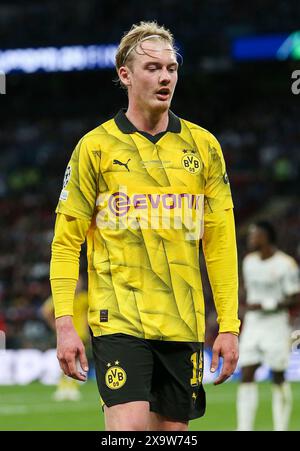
[50,21,240,431]
[237,221,300,431]
[41,275,88,401]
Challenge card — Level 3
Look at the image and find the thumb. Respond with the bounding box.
[210,348,219,373]
[78,347,89,373]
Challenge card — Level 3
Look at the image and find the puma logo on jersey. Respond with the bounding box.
[113,158,131,172]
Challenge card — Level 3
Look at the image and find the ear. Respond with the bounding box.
[118,66,131,87]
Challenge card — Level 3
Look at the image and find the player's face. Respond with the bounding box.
[126,40,178,113]
[247,225,268,251]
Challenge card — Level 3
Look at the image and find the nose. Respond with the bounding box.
[159,67,171,84]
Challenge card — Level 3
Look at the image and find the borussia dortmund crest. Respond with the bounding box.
[105,361,127,390]
[181,150,201,174]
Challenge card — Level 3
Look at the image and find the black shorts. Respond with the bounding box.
[91,333,206,422]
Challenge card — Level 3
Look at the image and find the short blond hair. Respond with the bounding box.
[115,21,175,72]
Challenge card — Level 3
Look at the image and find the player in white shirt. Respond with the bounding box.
[237,221,300,431]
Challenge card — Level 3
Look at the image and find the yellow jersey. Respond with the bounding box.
[53,109,237,342]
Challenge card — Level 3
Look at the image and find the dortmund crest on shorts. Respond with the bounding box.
[181,149,202,174]
[105,361,127,390]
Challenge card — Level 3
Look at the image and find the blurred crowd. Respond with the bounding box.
[1,0,299,59]
[1,0,300,349]
[1,100,299,349]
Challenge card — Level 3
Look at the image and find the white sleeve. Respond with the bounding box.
[282,260,300,296]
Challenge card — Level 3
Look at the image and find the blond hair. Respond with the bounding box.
[115,21,175,76]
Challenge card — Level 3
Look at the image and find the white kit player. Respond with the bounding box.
[237,221,300,431]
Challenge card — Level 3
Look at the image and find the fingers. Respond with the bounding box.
[57,350,87,381]
[213,351,238,385]
[210,348,219,374]
[77,348,89,377]
[79,353,89,373]
[58,359,69,377]
[67,354,87,381]
[213,363,232,385]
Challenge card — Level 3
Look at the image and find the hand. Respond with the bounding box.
[261,298,279,311]
[210,332,239,385]
[56,315,89,381]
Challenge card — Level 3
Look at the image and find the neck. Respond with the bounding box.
[126,104,169,135]
[259,245,276,260]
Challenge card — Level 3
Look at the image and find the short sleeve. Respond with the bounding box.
[282,259,300,296]
[204,134,233,214]
[55,138,98,220]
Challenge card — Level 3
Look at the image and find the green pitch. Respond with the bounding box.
[0,381,299,431]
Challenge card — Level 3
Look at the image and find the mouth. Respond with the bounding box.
[156,88,170,100]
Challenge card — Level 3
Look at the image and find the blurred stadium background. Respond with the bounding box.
[0,0,300,431]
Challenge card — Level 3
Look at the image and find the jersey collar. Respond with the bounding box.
[114,108,181,138]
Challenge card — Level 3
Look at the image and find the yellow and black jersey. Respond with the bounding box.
[53,109,238,342]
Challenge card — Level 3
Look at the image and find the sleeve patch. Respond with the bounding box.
[63,165,72,189]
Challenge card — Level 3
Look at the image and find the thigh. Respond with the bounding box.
[149,411,188,431]
[92,333,153,408]
[240,364,260,383]
[271,371,285,385]
[104,401,150,431]
[263,332,290,371]
[149,340,206,422]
